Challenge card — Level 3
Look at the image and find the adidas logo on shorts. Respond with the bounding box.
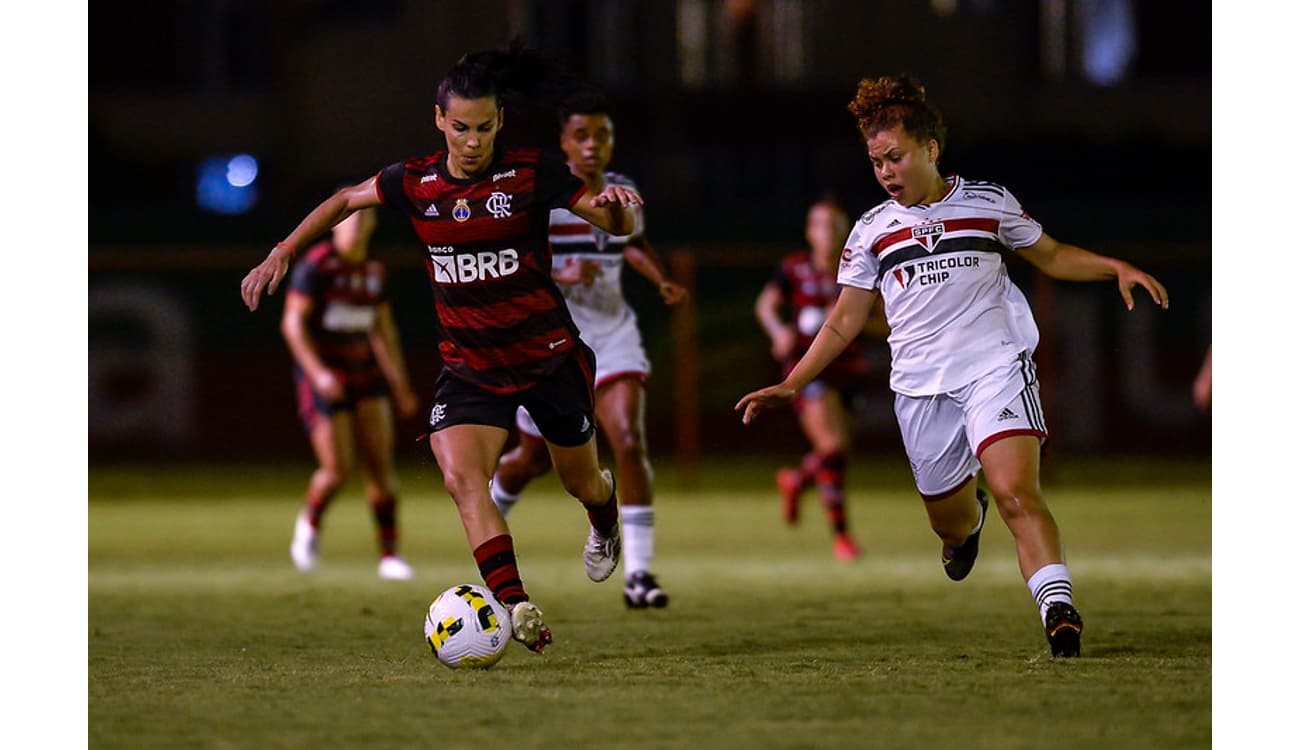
[997,408,1018,422]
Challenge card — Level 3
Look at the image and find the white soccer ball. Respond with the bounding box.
[424,584,513,669]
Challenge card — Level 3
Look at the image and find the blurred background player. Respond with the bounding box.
[490,88,687,609]
[736,74,1169,657]
[242,46,641,654]
[281,205,421,580]
[754,197,888,561]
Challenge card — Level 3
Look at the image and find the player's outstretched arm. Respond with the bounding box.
[569,184,643,237]
[241,178,384,311]
[1017,232,1169,311]
[736,286,877,424]
[623,238,687,305]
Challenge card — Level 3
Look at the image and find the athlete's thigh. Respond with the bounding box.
[309,408,356,473]
[797,387,850,453]
[594,376,645,444]
[352,396,396,477]
[429,423,511,484]
[894,391,979,498]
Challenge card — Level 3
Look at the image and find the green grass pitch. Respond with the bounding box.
[89,456,1210,749]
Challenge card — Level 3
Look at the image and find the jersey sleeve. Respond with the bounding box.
[769,258,792,296]
[376,161,419,217]
[837,219,881,291]
[535,150,587,210]
[998,187,1044,250]
[287,254,323,299]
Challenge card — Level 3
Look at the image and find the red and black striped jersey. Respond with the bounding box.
[377,148,588,393]
[772,250,869,385]
[286,241,388,390]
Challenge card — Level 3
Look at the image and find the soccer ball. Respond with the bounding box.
[424,584,513,669]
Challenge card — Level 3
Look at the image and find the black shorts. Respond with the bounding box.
[428,343,596,447]
[293,366,390,432]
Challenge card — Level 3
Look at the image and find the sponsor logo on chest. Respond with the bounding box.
[429,248,520,284]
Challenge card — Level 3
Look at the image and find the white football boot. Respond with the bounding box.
[377,555,415,580]
[290,510,319,572]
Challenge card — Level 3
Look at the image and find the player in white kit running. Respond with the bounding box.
[491,88,687,609]
[736,74,1169,658]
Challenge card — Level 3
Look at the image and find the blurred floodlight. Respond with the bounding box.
[196,154,259,215]
[226,154,259,187]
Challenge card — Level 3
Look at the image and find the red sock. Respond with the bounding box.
[584,482,619,535]
[816,451,848,534]
[370,494,398,557]
[305,488,333,528]
[473,534,528,606]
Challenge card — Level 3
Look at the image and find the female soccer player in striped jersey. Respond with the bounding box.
[281,206,421,581]
[755,197,887,561]
[736,74,1169,657]
[490,89,687,610]
[242,46,643,655]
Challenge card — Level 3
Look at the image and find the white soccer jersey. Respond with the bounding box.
[548,171,646,339]
[838,175,1044,396]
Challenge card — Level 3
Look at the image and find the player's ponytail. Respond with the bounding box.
[437,40,578,113]
[846,74,947,155]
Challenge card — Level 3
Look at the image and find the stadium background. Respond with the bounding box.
[88,0,1211,471]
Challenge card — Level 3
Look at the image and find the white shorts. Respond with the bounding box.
[894,352,1048,499]
[516,309,650,438]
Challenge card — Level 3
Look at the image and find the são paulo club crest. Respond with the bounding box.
[911,221,945,251]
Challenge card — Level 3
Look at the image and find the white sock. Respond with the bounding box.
[621,505,654,577]
[1026,563,1074,624]
[489,474,520,518]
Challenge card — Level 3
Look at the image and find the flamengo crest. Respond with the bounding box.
[486,191,513,219]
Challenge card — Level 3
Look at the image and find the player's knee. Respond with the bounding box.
[608,428,646,464]
[316,465,349,493]
[440,469,488,506]
[986,478,1045,520]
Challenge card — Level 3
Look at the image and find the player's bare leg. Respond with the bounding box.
[595,378,667,607]
[430,424,551,652]
[980,434,1081,657]
[920,475,986,580]
[548,436,621,582]
[490,430,552,516]
[292,411,355,572]
[354,397,412,580]
[798,391,860,561]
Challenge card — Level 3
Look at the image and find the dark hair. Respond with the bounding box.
[846,74,947,155]
[558,86,615,126]
[436,41,577,113]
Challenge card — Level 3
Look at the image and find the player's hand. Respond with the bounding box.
[240,244,294,311]
[735,383,798,425]
[658,281,688,305]
[554,258,603,286]
[394,386,420,419]
[588,185,643,208]
[313,370,345,403]
[1116,262,1169,312]
[770,327,797,360]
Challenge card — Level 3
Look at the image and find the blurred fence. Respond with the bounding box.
[89,240,1211,466]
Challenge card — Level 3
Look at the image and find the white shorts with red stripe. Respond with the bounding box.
[894,351,1048,499]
